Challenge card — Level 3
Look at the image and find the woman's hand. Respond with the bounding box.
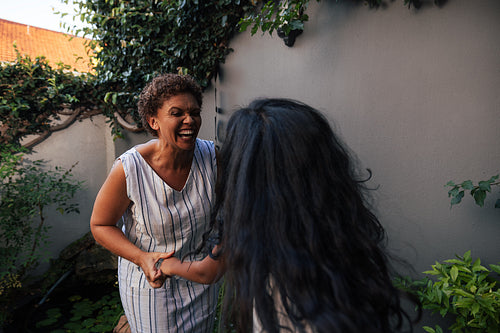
[159,256,182,277]
[137,251,174,288]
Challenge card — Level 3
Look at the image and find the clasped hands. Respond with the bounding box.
[138,250,180,288]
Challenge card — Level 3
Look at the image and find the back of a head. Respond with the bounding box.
[216,98,414,333]
[219,97,349,203]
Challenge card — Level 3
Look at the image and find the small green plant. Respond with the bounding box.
[36,290,123,332]
[446,175,500,208]
[0,144,83,326]
[0,144,83,281]
[396,251,500,333]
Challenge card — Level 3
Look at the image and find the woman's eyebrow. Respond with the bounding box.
[169,106,201,112]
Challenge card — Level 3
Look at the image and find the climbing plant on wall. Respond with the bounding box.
[67,0,253,137]
[239,0,444,40]
[0,47,100,147]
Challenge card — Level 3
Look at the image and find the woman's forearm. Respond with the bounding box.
[91,223,145,265]
[162,255,224,284]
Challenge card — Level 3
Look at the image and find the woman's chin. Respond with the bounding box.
[176,136,197,150]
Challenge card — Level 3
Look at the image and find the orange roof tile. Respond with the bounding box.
[0,18,93,73]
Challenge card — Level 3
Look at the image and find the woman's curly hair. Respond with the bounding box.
[207,98,419,333]
[137,73,203,136]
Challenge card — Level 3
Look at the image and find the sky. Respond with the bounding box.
[0,0,88,34]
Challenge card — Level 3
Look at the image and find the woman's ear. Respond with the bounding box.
[148,116,159,131]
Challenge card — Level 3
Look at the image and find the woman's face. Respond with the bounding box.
[149,92,202,151]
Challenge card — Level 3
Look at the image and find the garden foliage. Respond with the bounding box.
[0,47,98,146]
[397,251,500,333]
[67,0,252,137]
[36,291,123,332]
[446,175,500,209]
[0,144,83,294]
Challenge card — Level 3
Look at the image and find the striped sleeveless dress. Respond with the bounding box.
[117,138,221,333]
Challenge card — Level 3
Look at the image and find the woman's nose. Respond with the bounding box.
[183,114,195,124]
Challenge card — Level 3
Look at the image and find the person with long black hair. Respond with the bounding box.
[160,98,418,333]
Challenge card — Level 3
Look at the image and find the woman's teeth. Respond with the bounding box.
[179,130,194,137]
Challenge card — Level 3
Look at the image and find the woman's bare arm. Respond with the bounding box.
[160,246,225,284]
[90,160,172,288]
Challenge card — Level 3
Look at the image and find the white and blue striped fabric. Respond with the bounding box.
[117,138,221,333]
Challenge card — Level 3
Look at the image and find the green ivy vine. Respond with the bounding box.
[66,0,253,137]
[238,0,445,38]
[0,47,100,146]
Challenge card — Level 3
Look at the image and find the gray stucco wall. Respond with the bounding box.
[29,115,114,274]
[210,0,500,282]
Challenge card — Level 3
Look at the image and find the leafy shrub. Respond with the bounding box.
[36,290,123,332]
[0,144,83,294]
[0,46,98,146]
[396,251,500,333]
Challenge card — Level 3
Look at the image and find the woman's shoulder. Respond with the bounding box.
[134,139,157,156]
[118,140,156,167]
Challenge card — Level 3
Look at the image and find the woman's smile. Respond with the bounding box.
[150,92,202,151]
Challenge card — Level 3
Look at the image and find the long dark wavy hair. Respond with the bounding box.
[208,98,417,333]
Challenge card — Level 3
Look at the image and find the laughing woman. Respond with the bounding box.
[90,74,221,332]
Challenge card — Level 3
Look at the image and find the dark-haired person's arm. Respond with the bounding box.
[160,246,225,284]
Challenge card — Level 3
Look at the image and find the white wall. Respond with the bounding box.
[212,0,500,274]
[29,115,114,274]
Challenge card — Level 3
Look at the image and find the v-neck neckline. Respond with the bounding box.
[134,144,196,193]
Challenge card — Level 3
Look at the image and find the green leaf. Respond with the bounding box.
[288,20,304,31]
[463,250,471,258]
[104,91,113,103]
[471,302,480,316]
[478,180,492,192]
[238,20,252,32]
[488,174,499,182]
[450,190,464,206]
[473,190,487,207]
[445,259,465,265]
[454,289,474,298]
[448,186,460,197]
[450,266,458,281]
[489,264,500,274]
[460,180,474,190]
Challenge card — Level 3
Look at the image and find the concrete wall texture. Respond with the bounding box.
[32,0,499,327]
